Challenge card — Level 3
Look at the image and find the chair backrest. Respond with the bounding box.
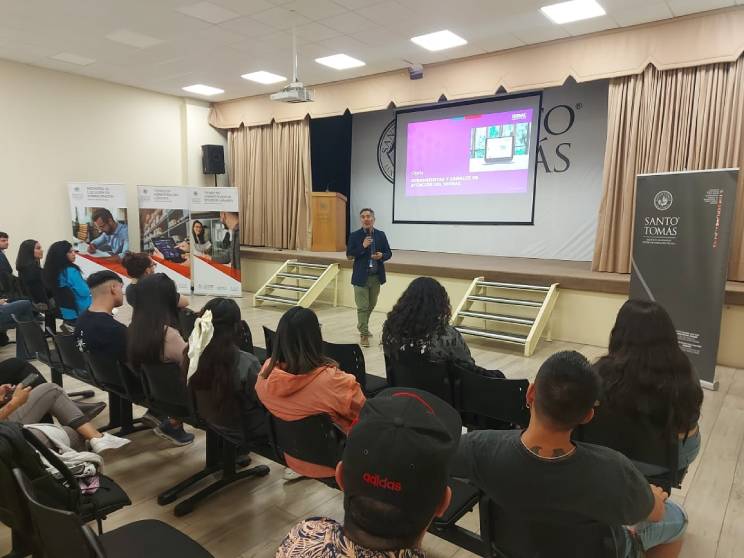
[384,350,454,405]
[51,332,87,372]
[139,361,194,420]
[12,469,102,558]
[322,341,366,387]
[575,407,680,491]
[50,286,76,314]
[237,320,255,354]
[12,318,53,362]
[483,498,622,558]
[267,413,345,470]
[263,326,275,357]
[83,351,127,394]
[457,368,530,428]
[178,308,197,341]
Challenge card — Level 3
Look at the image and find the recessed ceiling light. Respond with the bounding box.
[176,2,240,24]
[241,71,287,84]
[182,84,224,96]
[540,0,606,24]
[315,54,365,70]
[105,29,163,49]
[50,52,96,66]
[410,30,467,52]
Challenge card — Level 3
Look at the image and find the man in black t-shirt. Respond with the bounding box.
[451,351,687,558]
[75,271,127,362]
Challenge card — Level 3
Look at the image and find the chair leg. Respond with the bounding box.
[98,393,123,432]
[111,399,151,436]
[67,389,95,400]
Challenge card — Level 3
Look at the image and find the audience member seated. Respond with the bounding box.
[382,277,504,378]
[42,241,91,326]
[0,232,11,276]
[74,270,159,430]
[0,298,33,359]
[122,251,189,309]
[127,273,194,446]
[185,298,267,447]
[594,300,703,476]
[256,307,365,479]
[15,239,56,333]
[0,357,46,387]
[0,380,128,453]
[451,351,687,558]
[277,387,460,557]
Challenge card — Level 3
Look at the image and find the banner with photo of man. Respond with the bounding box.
[189,187,241,297]
[137,186,192,294]
[67,182,131,281]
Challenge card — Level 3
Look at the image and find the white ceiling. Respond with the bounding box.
[0,0,741,102]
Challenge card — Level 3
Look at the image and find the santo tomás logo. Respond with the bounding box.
[654,190,673,211]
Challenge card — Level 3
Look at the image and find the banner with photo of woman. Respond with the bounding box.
[67,182,131,281]
[189,187,241,297]
[137,186,192,294]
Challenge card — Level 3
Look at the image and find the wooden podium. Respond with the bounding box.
[311,192,347,252]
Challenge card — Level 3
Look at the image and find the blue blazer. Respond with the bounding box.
[346,228,392,287]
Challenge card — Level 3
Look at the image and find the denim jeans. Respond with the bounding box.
[0,300,33,359]
[623,499,687,556]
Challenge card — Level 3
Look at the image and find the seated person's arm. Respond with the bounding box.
[66,271,90,304]
[646,484,668,523]
[177,294,190,309]
[0,384,31,420]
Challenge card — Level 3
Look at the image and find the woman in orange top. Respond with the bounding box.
[256,307,366,479]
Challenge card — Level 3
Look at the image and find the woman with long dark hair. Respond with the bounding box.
[256,306,365,479]
[190,220,211,257]
[186,298,265,446]
[42,241,90,325]
[127,273,193,446]
[382,277,504,378]
[16,239,56,332]
[594,299,703,474]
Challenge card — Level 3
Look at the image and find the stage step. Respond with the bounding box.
[277,271,321,280]
[476,281,550,292]
[287,261,328,270]
[267,283,309,292]
[254,260,340,309]
[455,326,528,345]
[467,295,542,308]
[458,310,535,326]
[255,294,297,305]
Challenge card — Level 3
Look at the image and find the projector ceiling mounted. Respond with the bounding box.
[270,26,314,103]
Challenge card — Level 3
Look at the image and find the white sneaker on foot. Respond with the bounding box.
[89,433,131,454]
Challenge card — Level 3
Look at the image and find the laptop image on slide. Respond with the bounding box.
[152,237,186,264]
[485,135,515,163]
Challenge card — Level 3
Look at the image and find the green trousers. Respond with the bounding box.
[354,274,381,336]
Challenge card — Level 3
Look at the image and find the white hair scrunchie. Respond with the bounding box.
[187,310,214,379]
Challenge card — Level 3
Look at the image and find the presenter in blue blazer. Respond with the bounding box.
[346,208,392,347]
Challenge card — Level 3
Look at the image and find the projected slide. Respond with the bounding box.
[394,93,541,225]
[406,110,532,197]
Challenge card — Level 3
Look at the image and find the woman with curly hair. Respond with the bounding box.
[382,277,504,378]
[594,299,703,475]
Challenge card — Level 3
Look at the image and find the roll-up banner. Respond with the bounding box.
[67,182,131,283]
[137,186,192,294]
[630,169,739,390]
[189,187,242,297]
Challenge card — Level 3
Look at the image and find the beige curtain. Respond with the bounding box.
[592,56,744,279]
[228,119,312,250]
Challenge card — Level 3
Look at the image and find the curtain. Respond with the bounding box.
[228,119,312,250]
[592,56,744,279]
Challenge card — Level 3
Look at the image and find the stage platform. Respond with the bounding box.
[242,247,744,305]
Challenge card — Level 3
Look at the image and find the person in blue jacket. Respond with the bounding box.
[43,241,91,326]
[346,208,392,347]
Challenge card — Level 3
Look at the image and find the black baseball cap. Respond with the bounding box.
[342,388,462,533]
[86,270,122,289]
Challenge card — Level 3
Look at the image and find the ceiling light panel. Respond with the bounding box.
[50,52,96,66]
[540,0,607,24]
[182,83,224,95]
[410,30,467,51]
[241,70,287,84]
[176,2,241,24]
[106,29,163,49]
[315,53,365,70]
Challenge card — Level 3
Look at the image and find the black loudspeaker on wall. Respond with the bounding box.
[202,144,225,175]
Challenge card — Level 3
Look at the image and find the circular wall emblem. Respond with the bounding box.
[653,190,673,211]
[377,120,396,184]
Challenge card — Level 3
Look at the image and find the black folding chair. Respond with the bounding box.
[263,326,275,357]
[139,362,270,516]
[480,498,628,558]
[384,351,455,405]
[13,469,214,558]
[456,367,530,430]
[574,408,685,493]
[266,413,346,486]
[12,317,93,399]
[323,340,388,396]
[49,331,95,386]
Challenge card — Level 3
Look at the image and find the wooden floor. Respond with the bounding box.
[2,295,743,557]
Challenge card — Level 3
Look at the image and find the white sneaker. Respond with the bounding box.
[282,467,303,481]
[89,433,131,454]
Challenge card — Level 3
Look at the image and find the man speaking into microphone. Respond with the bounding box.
[346,208,392,347]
